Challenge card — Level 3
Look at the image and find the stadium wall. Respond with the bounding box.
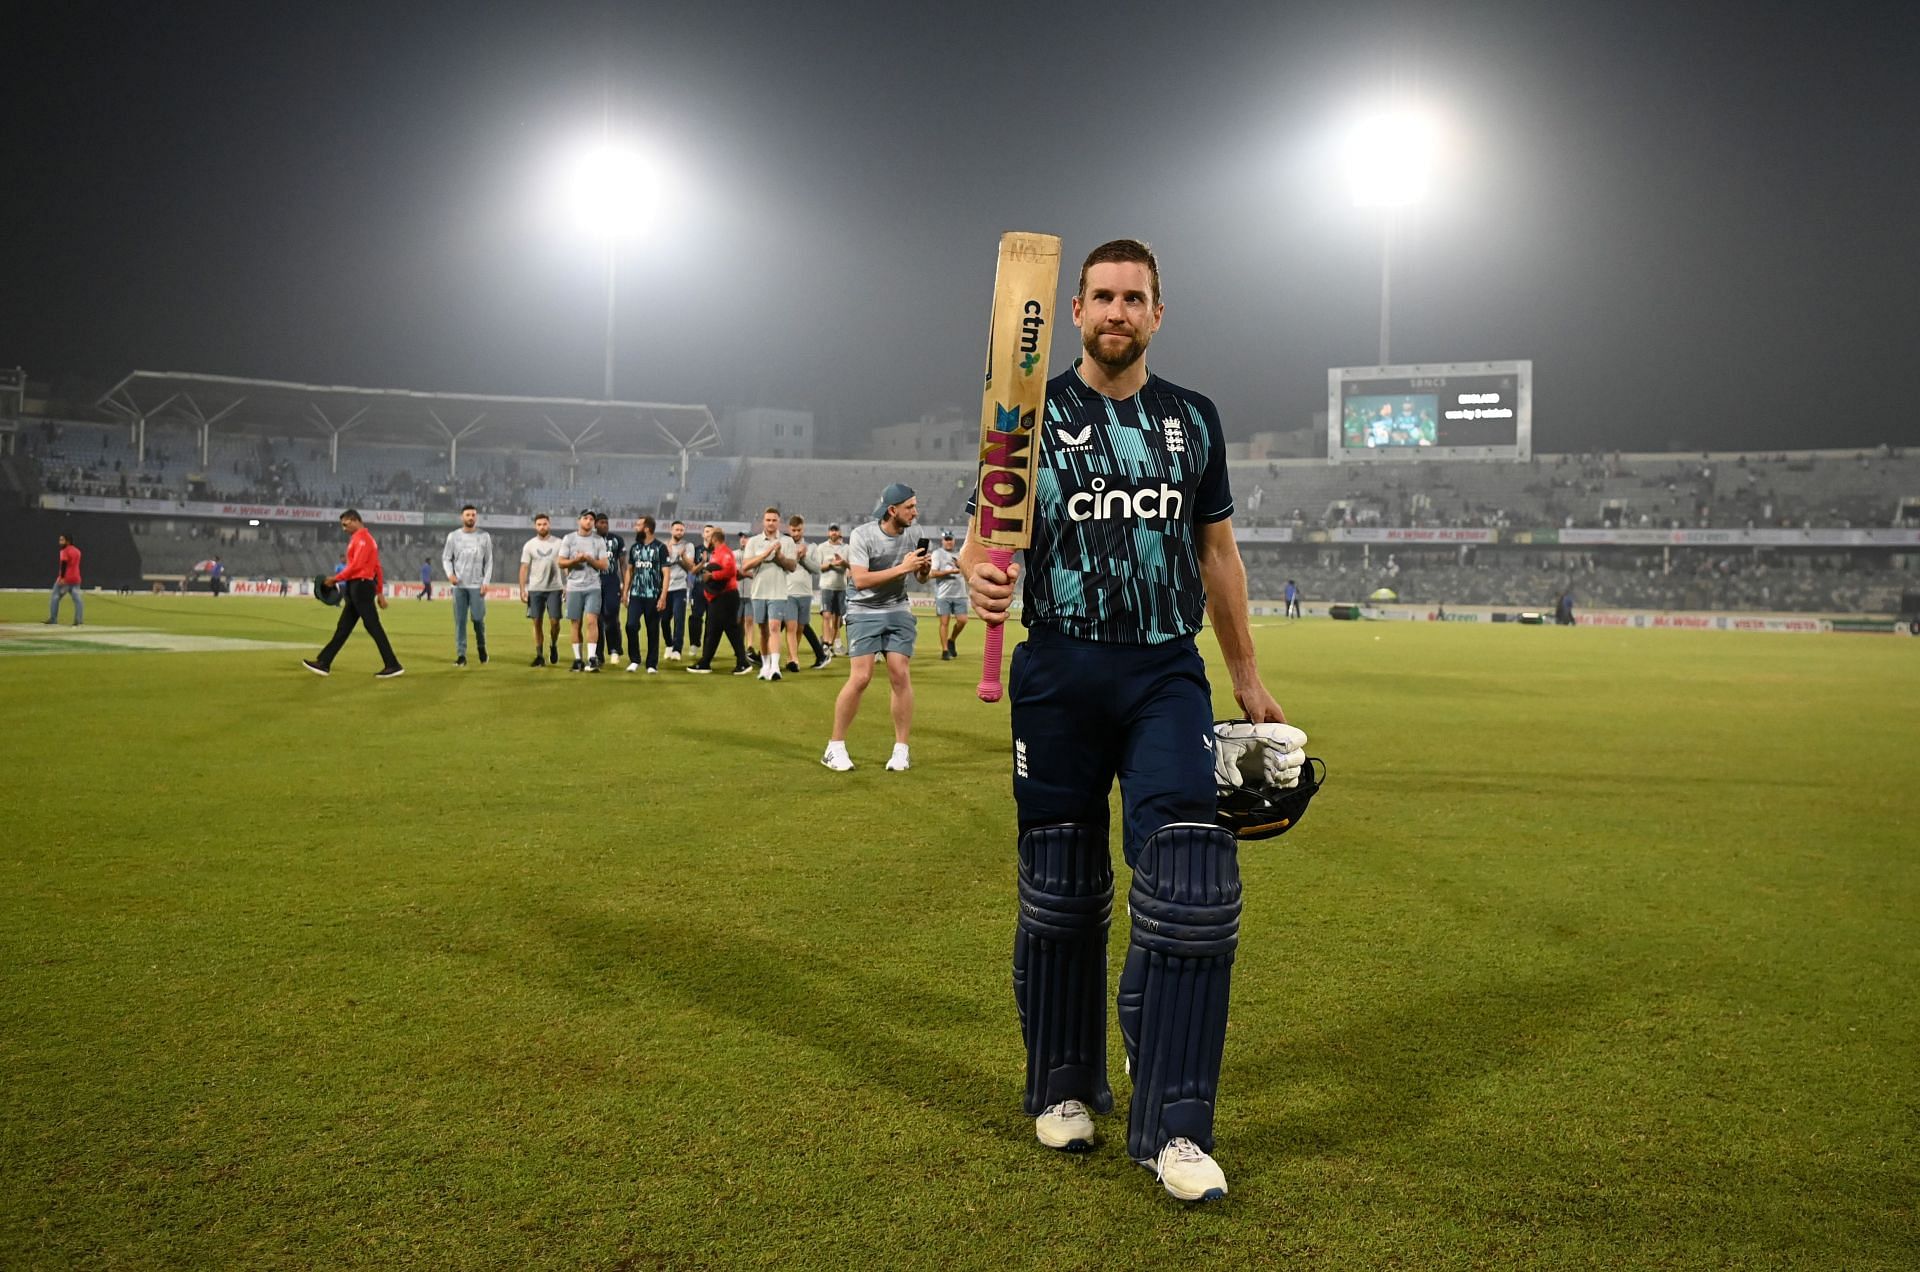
[0,506,142,589]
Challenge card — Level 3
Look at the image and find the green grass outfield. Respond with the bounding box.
[2,593,1915,1269]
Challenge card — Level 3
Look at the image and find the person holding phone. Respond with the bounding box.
[820,482,930,772]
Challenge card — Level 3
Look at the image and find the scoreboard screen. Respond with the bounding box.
[1327,361,1531,464]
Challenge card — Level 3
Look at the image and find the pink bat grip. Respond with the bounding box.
[976,547,1015,702]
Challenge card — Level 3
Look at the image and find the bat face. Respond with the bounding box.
[974,232,1061,552]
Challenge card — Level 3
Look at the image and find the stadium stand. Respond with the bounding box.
[14,414,1917,610]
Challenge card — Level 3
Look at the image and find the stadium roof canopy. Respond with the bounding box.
[95,370,717,469]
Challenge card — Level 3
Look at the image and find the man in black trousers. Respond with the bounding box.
[304,509,405,678]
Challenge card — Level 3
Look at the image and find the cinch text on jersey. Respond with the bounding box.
[1066,479,1186,523]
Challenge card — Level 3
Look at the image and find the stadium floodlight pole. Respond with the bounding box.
[1346,102,1439,367]
[603,234,617,401]
[1378,211,1394,367]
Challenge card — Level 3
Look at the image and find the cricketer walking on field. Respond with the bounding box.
[442,503,493,666]
[519,513,564,667]
[559,510,610,673]
[621,515,671,673]
[820,484,930,773]
[962,239,1286,1203]
[594,511,625,663]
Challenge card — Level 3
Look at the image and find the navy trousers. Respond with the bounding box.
[1008,625,1217,866]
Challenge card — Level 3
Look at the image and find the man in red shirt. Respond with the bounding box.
[303,509,405,678]
[685,523,752,675]
[47,533,83,625]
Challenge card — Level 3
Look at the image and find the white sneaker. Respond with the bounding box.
[626,662,641,673]
[646,666,658,675]
[1143,1138,1228,1202]
[666,648,681,661]
[1035,1100,1095,1151]
[821,743,854,772]
[885,744,910,772]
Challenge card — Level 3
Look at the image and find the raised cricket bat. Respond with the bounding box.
[973,231,1061,703]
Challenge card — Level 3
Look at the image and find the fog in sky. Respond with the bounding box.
[6,0,1914,453]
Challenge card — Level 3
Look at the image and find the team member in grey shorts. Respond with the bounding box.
[816,524,850,655]
[783,513,831,672]
[929,529,970,660]
[741,507,794,681]
[519,513,564,667]
[821,483,931,773]
[558,508,609,672]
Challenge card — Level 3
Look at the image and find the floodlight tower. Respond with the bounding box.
[1345,104,1440,367]
[559,118,659,401]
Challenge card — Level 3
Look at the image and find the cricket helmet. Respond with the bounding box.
[1215,753,1324,841]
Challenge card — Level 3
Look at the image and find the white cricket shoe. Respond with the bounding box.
[666,648,681,661]
[821,743,854,772]
[885,744,910,772]
[1143,1138,1228,1202]
[1035,1100,1095,1152]
[626,661,641,673]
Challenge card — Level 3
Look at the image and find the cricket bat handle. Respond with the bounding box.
[977,547,1015,703]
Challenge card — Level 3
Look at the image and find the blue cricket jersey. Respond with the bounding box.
[974,360,1233,646]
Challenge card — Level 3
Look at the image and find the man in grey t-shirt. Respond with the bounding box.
[442,503,493,667]
[558,508,610,672]
[661,519,694,660]
[929,529,969,660]
[519,513,565,667]
[822,483,931,773]
[741,506,794,682]
[816,524,850,655]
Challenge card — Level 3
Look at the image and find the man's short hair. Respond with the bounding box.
[461,503,477,514]
[671,519,685,529]
[639,515,655,533]
[764,505,780,517]
[341,508,362,523]
[788,514,805,526]
[1078,238,1161,307]
[534,512,550,522]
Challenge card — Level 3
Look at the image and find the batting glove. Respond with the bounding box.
[1213,721,1310,788]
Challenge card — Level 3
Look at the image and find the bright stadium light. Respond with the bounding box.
[554,137,666,242]
[1344,103,1443,209]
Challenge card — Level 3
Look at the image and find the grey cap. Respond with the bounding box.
[875,481,915,519]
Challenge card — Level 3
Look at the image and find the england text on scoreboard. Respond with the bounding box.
[1326,360,1531,465]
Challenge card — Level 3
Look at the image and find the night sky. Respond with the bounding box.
[6,1,1915,453]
